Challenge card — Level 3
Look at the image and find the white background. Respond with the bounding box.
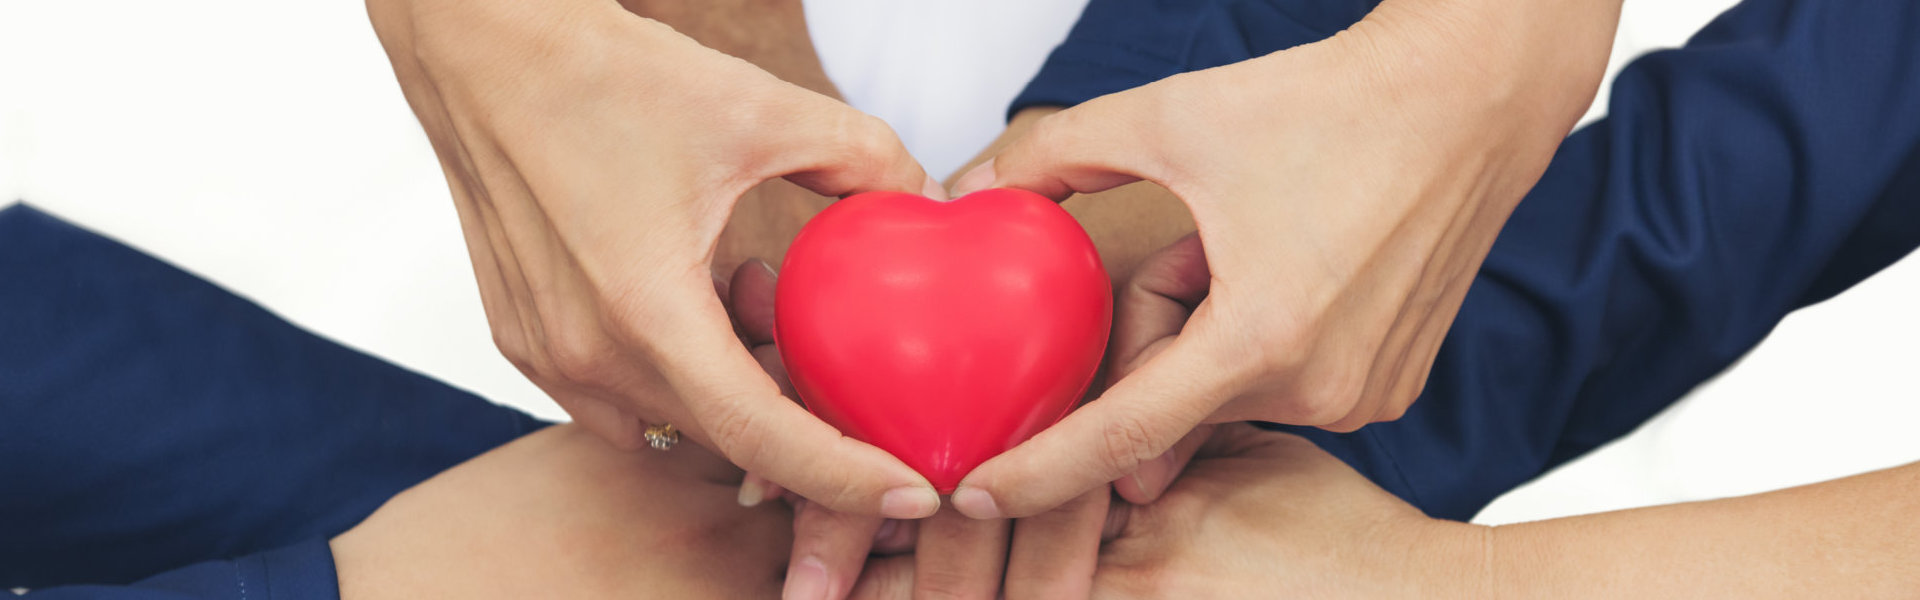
[2,0,1915,525]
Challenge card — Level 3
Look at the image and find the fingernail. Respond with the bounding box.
[872,519,900,544]
[782,556,830,600]
[752,257,778,279]
[879,486,940,519]
[738,476,768,507]
[951,487,1003,519]
[922,176,950,202]
[950,158,996,197]
[1136,451,1175,496]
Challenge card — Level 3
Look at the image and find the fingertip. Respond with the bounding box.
[949,486,1003,520]
[868,518,919,554]
[949,158,996,197]
[740,473,770,507]
[1112,451,1175,505]
[782,555,831,600]
[879,486,941,520]
[921,176,949,202]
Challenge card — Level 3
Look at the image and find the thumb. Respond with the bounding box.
[1105,234,1213,505]
[1112,425,1212,505]
[950,332,1237,519]
[649,286,938,520]
[951,94,1164,199]
[1107,233,1209,385]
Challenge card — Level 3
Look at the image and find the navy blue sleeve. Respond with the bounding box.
[0,204,547,594]
[1009,0,1378,116]
[1023,0,1920,519]
[21,540,337,600]
[1276,0,1920,520]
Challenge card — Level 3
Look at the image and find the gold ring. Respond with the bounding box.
[643,422,680,451]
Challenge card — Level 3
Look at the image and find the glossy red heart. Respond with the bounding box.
[775,188,1111,492]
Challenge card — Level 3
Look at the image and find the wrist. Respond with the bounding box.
[1402,519,1497,599]
[1303,0,1617,141]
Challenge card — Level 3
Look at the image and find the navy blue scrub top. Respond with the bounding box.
[6,0,1920,596]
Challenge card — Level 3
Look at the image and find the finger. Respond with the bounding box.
[787,500,886,600]
[543,387,648,452]
[729,257,797,505]
[732,262,810,509]
[773,99,932,200]
[912,505,1011,600]
[1107,233,1209,383]
[645,287,938,519]
[951,332,1238,519]
[1101,499,1133,543]
[730,258,780,345]
[740,472,777,507]
[869,518,919,555]
[952,96,1160,199]
[1111,425,1212,505]
[848,555,916,600]
[1004,487,1110,600]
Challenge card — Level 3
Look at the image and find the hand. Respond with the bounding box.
[947,0,1622,518]
[783,243,1217,600]
[365,0,944,517]
[330,425,792,599]
[726,260,1019,600]
[332,260,825,597]
[1091,424,1488,599]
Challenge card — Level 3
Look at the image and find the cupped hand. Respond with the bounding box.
[780,242,1216,599]
[332,261,812,600]
[1090,423,1489,599]
[947,0,1618,519]
[365,0,943,517]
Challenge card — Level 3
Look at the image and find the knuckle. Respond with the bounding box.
[1098,413,1165,477]
[1378,401,1411,423]
[842,116,912,183]
[489,328,540,374]
[1249,320,1312,376]
[699,400,770,469]
[914,569,992,600]
[545,328,615,386]
[1292,371,1365,427]
[1024,110,1081,154]
[847,114,902,157]
[488,326,523,359]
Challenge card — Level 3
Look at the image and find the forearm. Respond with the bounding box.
[614,0,837,98]
[1352,0,1625,135]
[1490,461,1920,597]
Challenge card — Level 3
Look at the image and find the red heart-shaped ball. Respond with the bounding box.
[775,188,1111,492]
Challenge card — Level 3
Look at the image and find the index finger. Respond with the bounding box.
[645,290,939,519]
[950,334,1236,519]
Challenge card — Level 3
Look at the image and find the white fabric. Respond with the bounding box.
[806,0,1089,180]
[2,0,1915,524]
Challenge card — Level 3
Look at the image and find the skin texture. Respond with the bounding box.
[777,106,1200,600]
[364,0,945,520]
[947,0,1628,521]
[360,1,1920,598]
[330,424,792,600]
[793,0,1633,589]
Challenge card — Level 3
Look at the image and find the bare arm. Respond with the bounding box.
[1087,424,1920,598]
[1493,461,1920,597]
